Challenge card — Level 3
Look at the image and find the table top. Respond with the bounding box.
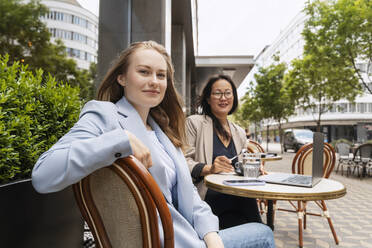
[204,173,346,201]
[261,155,282,161]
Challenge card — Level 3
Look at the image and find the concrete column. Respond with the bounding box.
[97,0,172,88]
[185,66,192,115]
[171,25,186,100]
[97,0,131,88]
[131,0,171,53]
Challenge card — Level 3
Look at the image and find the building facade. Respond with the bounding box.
[41,0,98,70]
[239,12,372,143]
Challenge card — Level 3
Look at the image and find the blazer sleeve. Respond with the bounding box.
[191,185,219,238]
[184,116,206,182]
[32,101,133,193]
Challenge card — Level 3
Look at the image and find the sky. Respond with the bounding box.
[77,0,306,57]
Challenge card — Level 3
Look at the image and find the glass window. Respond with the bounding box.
[349,103,356,112]
[338,103,347,113]
[358,103,366,113]
[330,104,336,113]
[368,103,372,112]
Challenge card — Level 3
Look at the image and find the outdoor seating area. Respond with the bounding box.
[2,1,372,248]
[79,142,372,248]
[335,142,372,178]
[263,143,372,248]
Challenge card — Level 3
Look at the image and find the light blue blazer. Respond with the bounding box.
[32,97,219,248]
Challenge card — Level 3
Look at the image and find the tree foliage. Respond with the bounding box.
[302,0,371,93]
[240,55,294,151]
[0,0,95,100]
[284,0,369,131]
[0,55,82,184]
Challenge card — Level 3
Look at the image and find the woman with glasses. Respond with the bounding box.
[185,74,262,229]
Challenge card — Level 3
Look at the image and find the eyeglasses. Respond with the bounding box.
[211,91,233,99]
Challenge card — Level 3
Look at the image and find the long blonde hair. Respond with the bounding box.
[97,41,186,149]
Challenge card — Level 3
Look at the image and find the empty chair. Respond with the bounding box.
[335,142,352,175]
[276,142,339,247]
[349,143,372,177]
[73,156,174,248]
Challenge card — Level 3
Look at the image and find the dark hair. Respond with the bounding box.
[197,74,238,140]
[97,41,185,149]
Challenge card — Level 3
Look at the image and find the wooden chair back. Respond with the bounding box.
[73,156,174,248]
[292,143,336,178]
[247,140,265,153]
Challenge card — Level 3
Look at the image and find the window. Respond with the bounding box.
[358,103,366,113]
[349,103,356,112]
[368,103,372,113]
[337,103,347,113]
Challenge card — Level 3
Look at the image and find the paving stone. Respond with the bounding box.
[262,146,372,248]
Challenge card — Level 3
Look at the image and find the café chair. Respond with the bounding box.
[335,142,352,176]
[247,140,265,153]
[72,156,174,248]
[348,143,372,178]
[276,142,339,247]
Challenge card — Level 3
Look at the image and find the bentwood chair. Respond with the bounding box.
[276,142,339,247]
[247,140,265,153]
[73,156,174,248]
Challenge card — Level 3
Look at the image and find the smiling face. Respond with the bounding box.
[207,79,234,118]
[117,48,168,114]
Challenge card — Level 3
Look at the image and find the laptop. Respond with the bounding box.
[259,132,324,188]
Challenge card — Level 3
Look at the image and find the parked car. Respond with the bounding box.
[283,129,314,152]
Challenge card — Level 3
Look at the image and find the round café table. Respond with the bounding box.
[204,173,346,247]
[261,155,282,162]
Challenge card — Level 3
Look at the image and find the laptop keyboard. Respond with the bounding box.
[282,175,312,185]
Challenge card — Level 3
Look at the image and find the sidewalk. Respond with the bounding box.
[261,143,372,248]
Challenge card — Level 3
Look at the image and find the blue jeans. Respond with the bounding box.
[219,223,275,248]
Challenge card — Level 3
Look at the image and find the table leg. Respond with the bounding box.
[267,200,274,230]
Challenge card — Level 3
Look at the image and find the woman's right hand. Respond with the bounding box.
[125,130,152,169]
[207,155,234,174]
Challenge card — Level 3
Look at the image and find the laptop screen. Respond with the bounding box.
[312,132,324,184]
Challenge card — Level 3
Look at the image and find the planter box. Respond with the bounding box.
[0,179,83,248]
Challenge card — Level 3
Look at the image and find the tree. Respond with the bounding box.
[230,107,250,132]
[284,0,367,132]
[0,0,95,100]
[303,0,372,94]
[239,93,264,142]
[243,55,294,152]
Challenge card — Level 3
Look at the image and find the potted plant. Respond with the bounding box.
[0,55,84,247]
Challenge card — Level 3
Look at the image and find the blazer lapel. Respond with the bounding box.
[115,97,172,204]
[203,116,213,165]
[148,117,194,222]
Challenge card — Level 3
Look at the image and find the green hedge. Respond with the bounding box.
[0,55,82,184]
